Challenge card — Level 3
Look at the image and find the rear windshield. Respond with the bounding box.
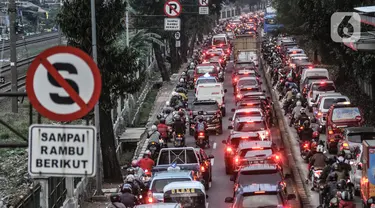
[235,121,265,132]
[196,79,217,85]
[196,66,216,74]
[151,178,190,193]
[323,98,348,109]
[312,83,335,91]
[238,79,257,86]
[238,170,281,184]
[236,63,255,68]
[347,133,375,143]
[192,102,219,111]
[240,149,273,157]
[241,195,279,208]
[240,87,259,92]
[306,77,328,85]
[158,150,198,165]
[332,107,361,122]
[213,37,226,45]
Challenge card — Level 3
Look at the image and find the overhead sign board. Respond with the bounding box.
[164,0,182,17]
[199,7,209,15]
[28,124,97,177]
[26,46,102,122]
[164,18,181,31]
[199,0,209,6]
[174,32,181,40]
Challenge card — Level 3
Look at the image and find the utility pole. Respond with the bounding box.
[125,0,129,46]
[58,0,62,45]
[91,0,103,196]
[9,0,18,113]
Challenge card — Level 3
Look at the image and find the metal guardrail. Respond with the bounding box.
[1,35,59,51]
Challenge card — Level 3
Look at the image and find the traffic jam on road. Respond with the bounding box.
[107,11,375,208]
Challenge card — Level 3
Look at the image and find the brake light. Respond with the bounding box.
[219,59,222,62]
[201,166,206,172]
[226,147,233,152]
[147,191,153,203]
[275,155,280,160]
[252,147,264,150]
[234,156,239,163]
[265,131,270,136]
[246,103,254,106]
[234,77,238,82]
[303,143,309,149]
[237,94,242,99]
[308,66,313,69]
[328,130,334,135]
[320,81,325,85]
[241,137,248,139]
[299,126,304,130]
[254,191,265,194]
[292,51,297,54]
[247,121,254,123]
[199,132,204,136]
[246,88,252,90]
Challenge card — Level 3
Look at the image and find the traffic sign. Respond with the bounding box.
[164,0,182,17]
[28,124,97,177]
[26,46,102,122]
[199,0,209,6]
[174,32,181,40]
[176,40,181,48]
[199,7,209,15]
[164,18,181,31]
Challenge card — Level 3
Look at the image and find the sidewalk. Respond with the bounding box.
[82,63,187,208]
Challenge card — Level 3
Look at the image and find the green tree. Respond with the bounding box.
[57,0,143,182]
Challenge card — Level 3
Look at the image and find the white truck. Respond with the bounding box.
[195,82,227,116]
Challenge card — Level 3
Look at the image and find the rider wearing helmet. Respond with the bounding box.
[339,191,355,208]
[137,150,155,172]
[147,125,161,148]
[194,115,209,148]
[290,101,302,127]
[157,118,168,144]
[172,114,186,136]
[309,145,326,172]
[320,172,338,206]
[296,108,309,126]
[299,120,313,142]
[119,184,138,208]
[131,160,144,177]
[108,194,126,208]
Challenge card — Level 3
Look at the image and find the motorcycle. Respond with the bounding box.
[196,131,207,149]
[148,141,160,159]
[300,140,311,162]
[174,133,185,147]
[308,167,323,191]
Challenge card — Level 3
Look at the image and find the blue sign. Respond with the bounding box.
[368,149,375,185]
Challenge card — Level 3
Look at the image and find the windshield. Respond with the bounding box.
[235,121,265,132]
[332,107,361,122]
[323,98,347,109]
[238,79,257,86]
[164,195,205,208]
[348,133,375,143]
[151,178,190,193]
[197,79,217,85]
[312,83,335,91]
[213,37,226,45]
[192,102,219,111]
[241,149,273,157]
[196,66,216,74]
[240,195,279,208]
[236,63,255,68]
[236,111,262,118]
[238,170,281,184]
[240,87,259,92]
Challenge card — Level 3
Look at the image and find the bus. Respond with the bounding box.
[264,7,283,33]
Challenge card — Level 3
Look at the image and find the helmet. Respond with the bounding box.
[341,191,353,201]
[151,125,157,131]
[145,150,151,157]
[303,120,310,128]
[190,62,195,67]
[110,193,121,202]
[296,101,302,106]
[338,150,346,157]
[125,174,135,183]
[328,172,337,181]
[182,72,186,76]
[296,93,301,99]
[316,145,324,153]
[121,183,133,193]
[179,78,185,83]
[166,101,170,107]
[292,88,298,94]
[337,156,345,163]
[131,160,138,167]
[172,91,179,96]
[332,163,339,171]
[160,118,166,124]
[300,108,306,114]
[178,111,184,117]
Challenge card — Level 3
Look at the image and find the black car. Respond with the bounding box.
[189,100,223,135]
[194,148,214,189]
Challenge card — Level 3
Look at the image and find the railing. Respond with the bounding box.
[14,184,42,208]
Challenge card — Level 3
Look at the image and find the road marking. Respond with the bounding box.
[213,142,217,149]
[211,158,214,166]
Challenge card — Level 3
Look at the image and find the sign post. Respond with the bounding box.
[164,0,181,31]
[199,0,209,15]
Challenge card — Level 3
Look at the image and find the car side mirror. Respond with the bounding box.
[228,125,233,130]
[208,154,214,159]
[231,108,235,112]
[222,140,227,144]
[230,175,235,181]
[284,173,291,179]
[224,89,228,93]
[229,117,233,121]
[225,197,234,203]
[287,194,296,200]
[358,164,362,170]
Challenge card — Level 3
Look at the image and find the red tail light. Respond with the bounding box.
[303,143,309,149]
[200,166,206,172]
[226,147,233,152]
[265,131,270,136]
[299,126,304,130]
[237,94,242,99]
[147,190,153,203]
[199,132,204,136]
[234,156,239,164]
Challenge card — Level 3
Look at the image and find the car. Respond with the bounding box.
[307,80,336,111]
[224,183,296,208]
[234,77,261,94]
[230,164,287,197]
[338,127,375,155]
[147,168,195,203]
[194,148,214,189]
[300,76,329,96]
[232,69,260,86]
[237,91,267,105]
[135,203,182,208]
[222,132,262,174]
[229,108,264,126]
[234,62,256,70]
[194,64,220,83]
[189,100,223,135]
[195,74,218,88]
[289,56,309,68]
[235,85,262,102]
[228,116,270,141]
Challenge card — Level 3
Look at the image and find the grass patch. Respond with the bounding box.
[136,85,160,127]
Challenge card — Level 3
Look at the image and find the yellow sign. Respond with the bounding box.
[171,188,196,194]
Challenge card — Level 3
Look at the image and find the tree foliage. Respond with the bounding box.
[57,0,143,182]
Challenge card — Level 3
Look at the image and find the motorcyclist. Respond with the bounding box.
[108,194,126,208]
[339,191,355,208]
[123,175,141,196]
[289,101,302,127]
[299,120,313,142]
[147,125,161,150]
[170,92,184,109]
[137,150,155,172]
[188,62,195,70]
[308,145,326,180]
[131,160,145,177]
[296,108,309,126]
[157,118,168,145]
[283,86,294,102]
[172,114,186,135]
[336,150,352,171]
[194,115,210,148]
[320,157,336,183]
[331,163,348,181]
[320,172,338,207]
[295,93,307,107]
[119,183,138,208]
[176,78,187,89]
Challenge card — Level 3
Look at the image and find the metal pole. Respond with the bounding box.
[91,0,103,196]
[125,0,129,46]
[58,0,62,45]
[9,0,18,113]
[66,177,75,208]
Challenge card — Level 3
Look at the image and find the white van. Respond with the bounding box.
[301,68,329,83]
[212,34,228,46]
[195,83,227,116]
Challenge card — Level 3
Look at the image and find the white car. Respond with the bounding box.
[229,108,264,126]
[229,116,270,140]
[307,80,336,111]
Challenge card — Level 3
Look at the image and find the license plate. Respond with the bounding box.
[150,146,157,150]
[176,137,182,140]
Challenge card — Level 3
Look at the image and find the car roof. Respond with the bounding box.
[153,170,193,179]
[230,132,260,139]
[238,140,273,149]
[163,181,205,194]
[344,127,375,134]
[240,164,279,171]
[235,116,264,122]
[235,108,262,113]
[135,203,181,208]
[238,77,257,81]
[241,184,279,193]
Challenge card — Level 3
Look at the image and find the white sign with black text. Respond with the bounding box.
[164,18,181,31]
[28,124,97,177]
[199,7,209,15]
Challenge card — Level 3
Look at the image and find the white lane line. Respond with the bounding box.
[213,142,217,149]
[211,159,214,166]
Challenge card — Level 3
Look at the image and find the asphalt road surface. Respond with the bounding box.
[182,57,301,208]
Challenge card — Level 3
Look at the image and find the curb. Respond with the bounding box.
[260,58,313,207]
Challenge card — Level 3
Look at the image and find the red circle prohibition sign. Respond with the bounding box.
[26,46,102,122]
[164,0,182,17]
